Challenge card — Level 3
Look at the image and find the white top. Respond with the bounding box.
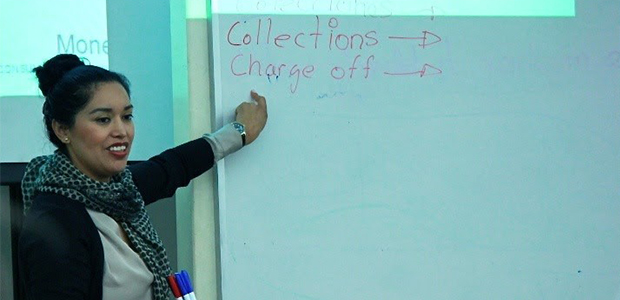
[87,209,155,300]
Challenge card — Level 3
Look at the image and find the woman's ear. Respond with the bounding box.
[52,120,71,144]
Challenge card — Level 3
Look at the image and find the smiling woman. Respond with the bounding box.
[33,56,136,183]
[52,82,135,182]
[18,54,268,300]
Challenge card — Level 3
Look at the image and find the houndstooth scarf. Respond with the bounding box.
[22,150,172,300]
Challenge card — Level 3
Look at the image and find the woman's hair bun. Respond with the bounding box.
[33,54,85,97]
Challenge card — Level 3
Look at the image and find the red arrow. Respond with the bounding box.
[384,63,442,77]
[388,31,442,49]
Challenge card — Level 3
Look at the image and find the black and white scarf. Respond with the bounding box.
[22,150,171,300]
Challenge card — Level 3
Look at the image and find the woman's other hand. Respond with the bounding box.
[235,91,268,145]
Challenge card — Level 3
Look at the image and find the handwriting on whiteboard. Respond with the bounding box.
[225,16,442,93]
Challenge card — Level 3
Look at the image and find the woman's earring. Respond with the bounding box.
[64,137,70,143]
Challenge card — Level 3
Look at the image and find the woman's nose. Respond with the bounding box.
[110,117,128,137]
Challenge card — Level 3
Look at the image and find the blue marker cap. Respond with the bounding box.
[175,272,188,295]
[181,270,195,292]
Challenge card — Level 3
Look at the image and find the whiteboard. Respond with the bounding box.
[213,1,620,299]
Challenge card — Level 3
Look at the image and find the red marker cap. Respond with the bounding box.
[166,274,182,298]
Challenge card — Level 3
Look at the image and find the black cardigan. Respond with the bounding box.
[18,138,214,300]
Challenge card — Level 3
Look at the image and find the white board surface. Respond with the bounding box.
[213,1,620,299]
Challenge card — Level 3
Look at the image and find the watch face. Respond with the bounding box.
[233,122,245,132]
[233,122,247,145]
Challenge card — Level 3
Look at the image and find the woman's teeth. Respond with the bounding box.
[109,145,126,152]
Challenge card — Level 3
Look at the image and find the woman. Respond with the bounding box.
[18,54,267,300]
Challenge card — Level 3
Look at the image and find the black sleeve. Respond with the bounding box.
[128,138,215,205]
[18,196,102,300]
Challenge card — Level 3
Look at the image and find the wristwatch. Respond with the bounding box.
[232,122,246,146]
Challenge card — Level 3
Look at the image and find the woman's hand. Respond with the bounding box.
[235,91,268,145]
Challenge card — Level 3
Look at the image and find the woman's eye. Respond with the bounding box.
[96,117,111,124]
[124,114,134,121]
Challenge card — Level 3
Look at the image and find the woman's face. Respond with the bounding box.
[64,82,134,182]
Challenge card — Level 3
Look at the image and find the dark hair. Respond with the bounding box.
[33,54,131,150]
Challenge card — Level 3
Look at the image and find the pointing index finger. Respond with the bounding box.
[251,90,267,109]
